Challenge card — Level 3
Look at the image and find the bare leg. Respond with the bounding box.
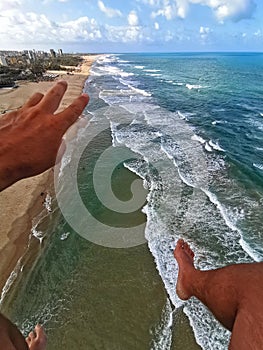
[0,313,46,350]
[174,239,263,349]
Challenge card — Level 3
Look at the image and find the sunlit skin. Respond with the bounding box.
[174,239,263,350]
[0,81,89,349]
[0,80,89,191]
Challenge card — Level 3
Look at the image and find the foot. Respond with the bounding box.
[26,324,47,350]
[174,239,196,300]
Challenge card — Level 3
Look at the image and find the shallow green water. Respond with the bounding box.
[1,205,199,349]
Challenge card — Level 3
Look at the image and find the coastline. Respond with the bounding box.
[0,54,99,294]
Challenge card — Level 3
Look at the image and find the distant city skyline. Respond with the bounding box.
[0,0,262,53]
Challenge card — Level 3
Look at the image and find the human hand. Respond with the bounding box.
[0,80,89,191]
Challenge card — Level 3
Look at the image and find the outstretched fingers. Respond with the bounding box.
[24,92,44,108]
[55,93,89,134]
[39,80,68,113]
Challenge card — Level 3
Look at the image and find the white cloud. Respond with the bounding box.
[200,26,211,34]
[151,1,180,20]
[199,25,212,41]
[98,0,122,18]
[105,24,149,43]
[0,0,22,11]
[0,10,103,47]
[127,10,139,26]
[147,0,256,22]
[154,21,160,30]
[0,8,154,48]
[140,0,162,5]
[254,30,262,37]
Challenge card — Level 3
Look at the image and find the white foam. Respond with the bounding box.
[60,232,71,241]
[147,73,162,77]
[44,193,52,212]
[117,77,151,97]
[144,69,161,72]
[135,65,145,69]
[253,163,263,170]
[130,85,152,97]
[204,142,213,152]
[260,112,263,117]
[191,134,206,144]
[150,299,174,350]
[0,258,22,304]
[208,140,225,152]
[93,65,134,78]
[117,59,129,63]
[31,225,44,244]
[212,108,226,112]
[186,84,203,90]
[177,111,187,120]
[239,238,262,262]
[202,189,239,233]
[177,111,195,120]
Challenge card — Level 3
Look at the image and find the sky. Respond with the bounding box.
[0,0,262,52]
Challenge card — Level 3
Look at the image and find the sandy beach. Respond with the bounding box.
[0,54,99,294]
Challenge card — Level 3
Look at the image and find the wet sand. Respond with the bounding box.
[0,55,99,293]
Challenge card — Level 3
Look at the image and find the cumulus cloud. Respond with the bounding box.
[98,0,122,18]
[128,10,139,26]
[0,0,22,11]
[0,9,103,46]
[105,24,150,43]
[151,1,180,20]
[148,0,256,22]
[0,7,149,47]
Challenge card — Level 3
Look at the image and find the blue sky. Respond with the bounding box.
[0,0,262,52]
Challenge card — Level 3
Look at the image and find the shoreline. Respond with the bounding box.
[0,54,99,294]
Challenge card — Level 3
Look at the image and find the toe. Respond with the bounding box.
[29,331,36,339]
[26,336,31,344]
[35,324,47,347]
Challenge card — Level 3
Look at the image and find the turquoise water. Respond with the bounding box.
[1,53,263,350]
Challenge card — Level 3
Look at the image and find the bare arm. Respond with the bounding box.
[0,80,89,191]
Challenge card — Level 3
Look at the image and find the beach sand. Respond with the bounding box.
[0,54,99,293]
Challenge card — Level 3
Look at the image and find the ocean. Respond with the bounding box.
[1,52,263,349]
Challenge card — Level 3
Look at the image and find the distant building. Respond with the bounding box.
[0,55,8,66]
[28,50,36,61]
[50,49,56,58]
[58,49,63,56]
